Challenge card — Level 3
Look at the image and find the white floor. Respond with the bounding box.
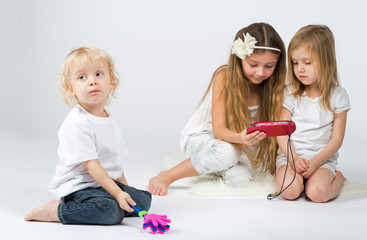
[1,134,367,240]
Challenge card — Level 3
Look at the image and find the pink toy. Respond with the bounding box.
[130,205,171,234]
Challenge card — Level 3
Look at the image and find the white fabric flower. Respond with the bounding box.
[231,33,257,59]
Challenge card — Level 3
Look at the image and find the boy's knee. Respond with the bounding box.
[119,184,152,212]
[96,198,124,225]
[137,190,152,211]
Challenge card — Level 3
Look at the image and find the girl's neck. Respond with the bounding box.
[247,83,261,106]
[305,85,321,99]
[248,82,260,92]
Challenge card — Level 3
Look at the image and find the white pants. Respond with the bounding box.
[185,132,253,188]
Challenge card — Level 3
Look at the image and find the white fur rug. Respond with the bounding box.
[163,153,367,197]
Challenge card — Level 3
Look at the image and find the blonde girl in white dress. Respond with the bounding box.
[276,25,350,202]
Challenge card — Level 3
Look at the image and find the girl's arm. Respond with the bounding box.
[83,159,136,211]
[211,69,265,145]
[302,111,347,178]
[277,107,308,173]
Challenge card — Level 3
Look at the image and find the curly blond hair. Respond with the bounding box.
[59,46,119,107]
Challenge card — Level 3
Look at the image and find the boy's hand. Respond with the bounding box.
[116,191,136,212]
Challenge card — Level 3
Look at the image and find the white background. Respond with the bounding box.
[1,0,367,239]
[1,0,367,151]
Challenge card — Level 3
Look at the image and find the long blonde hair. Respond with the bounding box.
[288,25,339,112]
[201,23,286,174]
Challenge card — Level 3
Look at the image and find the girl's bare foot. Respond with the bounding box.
[335,170,347,183]
[149,171,171,196]
[149,158,199,196]
[24,199,60,222]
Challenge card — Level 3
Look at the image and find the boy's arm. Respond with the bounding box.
[116,172,128,185]
[83,159,136,211]
[302,111,347,178]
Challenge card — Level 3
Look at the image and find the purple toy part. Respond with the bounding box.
[142,222,170,234]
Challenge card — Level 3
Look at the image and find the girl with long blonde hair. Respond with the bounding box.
[149,23,286,196]
[275,25,350,202]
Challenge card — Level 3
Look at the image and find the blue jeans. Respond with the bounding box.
[58,182,152,225]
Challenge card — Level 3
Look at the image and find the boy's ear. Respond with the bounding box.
[109,77,115,91]
[69,90,76,97]
[65,81,76,97]
[66,83,76,97]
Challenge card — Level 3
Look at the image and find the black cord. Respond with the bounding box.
[267,134,296,200]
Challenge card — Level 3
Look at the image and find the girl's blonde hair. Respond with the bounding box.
[201,23,286,174]
[59,46,120,107]
[288,25,339,112]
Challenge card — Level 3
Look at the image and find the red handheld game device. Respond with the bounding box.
[247,121,296,137]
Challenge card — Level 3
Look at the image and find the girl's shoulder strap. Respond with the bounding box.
[199,65,228,106]
[213,65,228,76]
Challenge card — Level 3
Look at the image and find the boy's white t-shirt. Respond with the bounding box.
[49,105,129,200]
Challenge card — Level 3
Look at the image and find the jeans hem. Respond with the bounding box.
[57,203,65,224]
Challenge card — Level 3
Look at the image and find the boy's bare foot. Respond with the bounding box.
[149,171,171,196]
[24,199,60,222]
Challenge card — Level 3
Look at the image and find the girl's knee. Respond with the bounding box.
[223,173,251,188]
[221,164,252,187]
[213,141,240,167]
[280,188,302,200]
[279,181,304,200]
[191,140,241,174]
[306,184,330,203]
[276,167,303,200]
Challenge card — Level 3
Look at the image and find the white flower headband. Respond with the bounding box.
[231,32,281,59]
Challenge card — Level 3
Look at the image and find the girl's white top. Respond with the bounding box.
[180,85,259,154]
[49,105,129,200]
[284,85,350,159]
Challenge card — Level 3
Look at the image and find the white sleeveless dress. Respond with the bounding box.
[179,85,259,187]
